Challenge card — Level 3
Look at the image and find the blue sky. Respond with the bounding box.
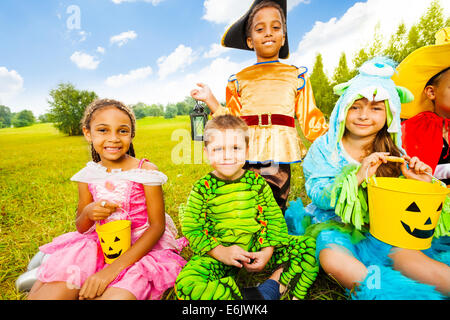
[1,0,448,116]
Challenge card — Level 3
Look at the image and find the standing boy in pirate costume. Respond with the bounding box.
[191,0,328,214]
[392,27,450,186]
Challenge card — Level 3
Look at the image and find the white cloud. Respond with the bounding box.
[112,0,165,4]
[184,57,250,102]
[96,46,106,54]
[93,56,249,108]
[287,0,450,75]
[202,0,308,25]
[79,30,88,42]
[0,67,24,95]
[105,66,153,87]
[203,43,230,58]
[110,30,137,47]
[70,51,100,70]
[157,44,197,79]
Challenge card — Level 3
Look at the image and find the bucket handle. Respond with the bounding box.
[364,157,446,187]
[96,202,131,226]
[365,165,377,186]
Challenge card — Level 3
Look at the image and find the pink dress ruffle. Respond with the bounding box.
[37,161,188,300]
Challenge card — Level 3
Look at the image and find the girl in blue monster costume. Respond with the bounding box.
[285,57,450,299]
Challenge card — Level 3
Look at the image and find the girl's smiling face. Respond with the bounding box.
[246,6,285,63]
[83,106,133,165]
[344,97,387,139]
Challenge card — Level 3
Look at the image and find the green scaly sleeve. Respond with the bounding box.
[256,176,290,248]
[180,178,221,255]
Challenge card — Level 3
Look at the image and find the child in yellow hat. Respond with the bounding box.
[392,27,450,185]
[191,0,328,214]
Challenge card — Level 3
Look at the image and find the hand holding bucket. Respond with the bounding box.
[366,157,448,250]
[96,202,131,264]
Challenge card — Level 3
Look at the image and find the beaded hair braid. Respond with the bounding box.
[81,98,136,162]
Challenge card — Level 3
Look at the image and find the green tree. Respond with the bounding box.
[329,52,352,110]
[148,104,164,117]
[350,48,369,78]
[310,53,334,117]
[132,102,150,119]
[349,23,383,77]
[175,101,190,115]
[416,0,446,47]
[367,22,384,58]
[396,0,447,60]
[332,52,352,86]
[38,113,51,123]
[11,110,35,128]
[164,104,177,119]
[0,105,12,128]
[48,83,98,136]
[402,25,421,59]
[383,22,408,62]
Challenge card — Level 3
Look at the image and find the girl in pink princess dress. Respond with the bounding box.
[28,99,187,300]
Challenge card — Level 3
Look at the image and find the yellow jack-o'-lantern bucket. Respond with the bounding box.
[367,177,448,250]
[96,220,131,264]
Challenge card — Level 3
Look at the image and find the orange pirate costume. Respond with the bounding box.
[213,0,328,213]
[392,27,450,185]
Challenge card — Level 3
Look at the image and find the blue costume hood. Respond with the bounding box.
[327,56,413,152]
[302,57,413,213]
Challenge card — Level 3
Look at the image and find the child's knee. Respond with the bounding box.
[319,248,342,275]
[319,246,367,288]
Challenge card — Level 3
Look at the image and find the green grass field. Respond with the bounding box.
[0,116,344,300]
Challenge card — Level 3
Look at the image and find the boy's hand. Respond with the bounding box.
[243,247,273,272]
[190,83,220,113]
[356,152,390,185]
[88,200,120,222]
[190,83,211,102]
[208,245,253,268]
[400,155,432,182]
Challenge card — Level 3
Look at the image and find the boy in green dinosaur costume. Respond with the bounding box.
[174,115,318,300]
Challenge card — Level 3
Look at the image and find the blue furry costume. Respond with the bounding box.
[285,57,450,300]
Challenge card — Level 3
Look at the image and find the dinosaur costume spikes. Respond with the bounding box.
[175,170,319,300]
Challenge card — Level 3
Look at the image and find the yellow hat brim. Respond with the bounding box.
[391,43,450,119]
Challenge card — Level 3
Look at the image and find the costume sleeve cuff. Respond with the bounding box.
[330,164,369,230]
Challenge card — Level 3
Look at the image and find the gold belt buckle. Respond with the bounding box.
[258,113,272,127]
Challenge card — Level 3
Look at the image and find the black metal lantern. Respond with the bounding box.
[189,101,208,141]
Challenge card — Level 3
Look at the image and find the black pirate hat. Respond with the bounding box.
[221,0,289,59]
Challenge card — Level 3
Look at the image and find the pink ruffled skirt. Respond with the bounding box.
[37,227,188,300]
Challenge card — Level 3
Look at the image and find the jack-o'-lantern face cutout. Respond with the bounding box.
[100,235,124,260]
[96,220,131,264]
[400,201,443,239]
[368,177,448,250]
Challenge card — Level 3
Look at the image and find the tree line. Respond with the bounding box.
[310,0,450,117]
[0,83,203,135]
[0,106,39,128]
